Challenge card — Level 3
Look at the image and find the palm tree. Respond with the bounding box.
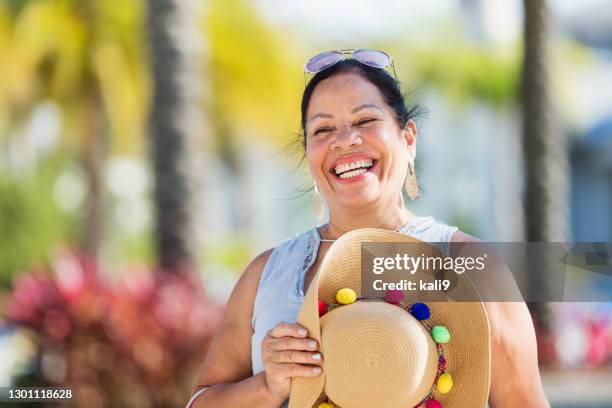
[146,0,209,273]
[520,0,569,362]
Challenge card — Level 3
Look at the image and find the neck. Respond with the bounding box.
[321,199,417,240]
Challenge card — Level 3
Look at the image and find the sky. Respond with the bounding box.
[255,0,611,45]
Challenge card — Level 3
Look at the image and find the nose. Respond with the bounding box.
[330,125,362,150]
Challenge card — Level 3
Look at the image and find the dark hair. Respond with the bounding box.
[300,59,423,146]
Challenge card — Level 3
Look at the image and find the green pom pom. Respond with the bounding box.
[431,325,451,343]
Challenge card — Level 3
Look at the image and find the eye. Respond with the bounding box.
[356,118,378,126]
[313,127,334,136]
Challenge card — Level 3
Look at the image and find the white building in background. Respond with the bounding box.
[413,92,525,241]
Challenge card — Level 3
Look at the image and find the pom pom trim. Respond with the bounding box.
[317,290,453,408]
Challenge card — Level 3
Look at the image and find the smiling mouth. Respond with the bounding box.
[332,159,377,179]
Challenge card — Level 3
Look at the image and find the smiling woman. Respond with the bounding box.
[301,58,421,215]
[187,50,549,408]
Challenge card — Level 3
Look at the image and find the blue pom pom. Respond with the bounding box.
[411,303,430,320]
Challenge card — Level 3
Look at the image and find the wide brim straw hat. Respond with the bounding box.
[289,228,490,408]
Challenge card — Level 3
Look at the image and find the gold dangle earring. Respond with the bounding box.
[313,182,324,220]
[404,161,419,200]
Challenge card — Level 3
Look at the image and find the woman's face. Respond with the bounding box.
[305,72,417,212]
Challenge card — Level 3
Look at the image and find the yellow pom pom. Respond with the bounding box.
[436,372,453,394]
[317,403,335,408]
[336,288,357,304]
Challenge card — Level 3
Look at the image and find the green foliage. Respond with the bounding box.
[206,0,303,144]
[0,0,150,281]
[0,163,73,288]
[0,0,149,154]
[400,43,520,107]
[106,227,155,270]
[86,0,150,154]
[202,235,252,274]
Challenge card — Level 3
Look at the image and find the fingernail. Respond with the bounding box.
[312,353,321,360]
[298,328,307,337]
[308,340,317,349]
[312,367,322,374]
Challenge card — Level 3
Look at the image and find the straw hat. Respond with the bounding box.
[289,228,490,408]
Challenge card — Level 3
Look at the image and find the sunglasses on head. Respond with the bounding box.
[304,48,397,85]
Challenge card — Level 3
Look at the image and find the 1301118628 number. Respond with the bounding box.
[4,388,73,401]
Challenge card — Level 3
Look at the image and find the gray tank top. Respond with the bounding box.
[250,216,458,406]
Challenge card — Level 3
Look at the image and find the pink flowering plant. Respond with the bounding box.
[4,247,223,408]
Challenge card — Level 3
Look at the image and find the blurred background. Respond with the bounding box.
[0,0,611,406]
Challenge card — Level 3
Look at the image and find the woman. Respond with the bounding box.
[188,49,550,408]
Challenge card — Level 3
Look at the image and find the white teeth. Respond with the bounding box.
[339,168,368,179]
[334,159,373,175]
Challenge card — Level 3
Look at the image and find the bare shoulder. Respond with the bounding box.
[450,230,483,243]
[450,230,530,332]
[237,248,275,293]
[211,247,274,323]
[219,247,275,327]
[450,230,531,335]
[217,247,275,329]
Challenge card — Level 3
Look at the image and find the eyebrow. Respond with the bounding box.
[308,112,334,122]
[308,104,383,123]
[351,103,383,113]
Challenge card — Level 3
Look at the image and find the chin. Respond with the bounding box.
[335,190,380,210]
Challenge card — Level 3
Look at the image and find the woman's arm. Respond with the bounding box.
[452,231,550,408]
[486,301,550,408]
[190,249,285,408]
[189,249,323,408]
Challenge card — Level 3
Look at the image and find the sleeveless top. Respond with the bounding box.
[250,216,458,407]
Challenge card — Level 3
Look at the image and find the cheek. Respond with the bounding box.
[305,141,327,171]
[364,122,395,142]
[362,124,403,154]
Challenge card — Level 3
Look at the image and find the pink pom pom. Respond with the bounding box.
[426,399,443,408]
[438,356,446,371]
[383,289,404,304]
[318,300,328,316]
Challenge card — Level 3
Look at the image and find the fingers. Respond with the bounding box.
[268,363,322,378]
[268,322,308,339]
[267,336,319,352]
[269,349,323,365]
[262,322,324,381]
[262,337,322,365]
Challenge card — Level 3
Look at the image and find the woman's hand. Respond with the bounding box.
[261,322,323,402]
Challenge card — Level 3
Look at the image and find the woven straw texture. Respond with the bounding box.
[288,228,491,408]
